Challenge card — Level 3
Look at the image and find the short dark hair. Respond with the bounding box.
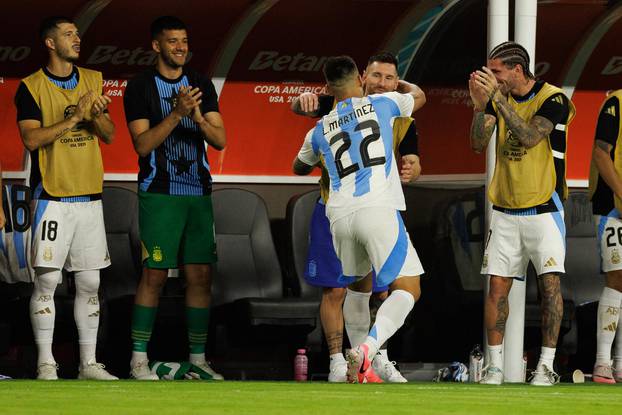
[367,52,398,69]
[323,56,359,88]
[488,41,534,79]
[151,16,187,39]
[39,16,73,41]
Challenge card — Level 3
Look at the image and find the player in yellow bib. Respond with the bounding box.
[14,17,116,380]
[0,162,4,230]
[469,41,575,386]
[589,90,622,383]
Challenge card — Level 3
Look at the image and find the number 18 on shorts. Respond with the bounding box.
[32,200,110,272]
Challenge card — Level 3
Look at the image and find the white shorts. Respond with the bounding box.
[330,206,424,287]
[482,208,565,277]
[32,200,110,274]
[595,211,622,273]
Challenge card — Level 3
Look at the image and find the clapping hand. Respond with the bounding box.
[173,86,203,119]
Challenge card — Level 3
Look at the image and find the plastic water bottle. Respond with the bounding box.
[294,349,308,381]
[468,344,484,383]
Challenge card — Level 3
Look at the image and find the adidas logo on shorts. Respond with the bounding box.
[544,257,557,267]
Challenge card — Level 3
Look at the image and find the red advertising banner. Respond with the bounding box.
[0,0,620,184]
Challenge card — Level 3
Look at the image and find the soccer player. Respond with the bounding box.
[291,52,424,382]
[0,162,4,230]
[14,16,116,380]
[589,89,622,383]
[0,162,5,381]
[469,41,575,386]
[124,16,226,380]
[293,56,424,383]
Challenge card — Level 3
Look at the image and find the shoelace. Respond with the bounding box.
[85,362,106,370]
[594,365,614,378]
[132,360,149,372]
[384,361,398,375]
[39,362,59,371]
[330,363,347,374]
[529,366,560,384]
[480,365,502,379]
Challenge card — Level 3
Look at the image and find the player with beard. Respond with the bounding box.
[124,16,226,380]
[293,55,425,384]
[469,41,574,386]
[14,16,116,380]
[291,53,424,382]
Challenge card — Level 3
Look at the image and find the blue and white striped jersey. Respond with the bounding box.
[297,91,414,221]
[124,68,219,196]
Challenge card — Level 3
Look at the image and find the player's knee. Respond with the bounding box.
[34,270,60,293]
[606,270,622,292]
[349,276,373,293]
[406,285,421,303]
[322,287,346,304]
[390,275,421,301]
[372,291,389,302]
[187,278,211,296]
[488,276,512,298]
[74,270,100,295]
[141,269,168,292]
[186,272,212,295]
[537,273,561,300]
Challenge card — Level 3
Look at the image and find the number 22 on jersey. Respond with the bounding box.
[329,119,386,179]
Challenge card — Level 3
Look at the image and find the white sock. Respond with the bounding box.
[343,289,371,348]
[537,346,556,370]
[363,290,414,359]
[596,287,622,365]
[378,349,389,361]
[30,269,60,365]
[613,295,622,371]
[487,344,503,370]
[329,353,345,368]
[131,351,148,365]
[189,353,205,365]
[74,270,101,366]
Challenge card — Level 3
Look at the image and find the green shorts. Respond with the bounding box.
[139,191,217,269]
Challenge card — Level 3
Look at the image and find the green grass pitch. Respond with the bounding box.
[2,381,622,414]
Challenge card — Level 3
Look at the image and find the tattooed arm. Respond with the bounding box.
[537,273,564,347]
[492,91,554,149]
[19,118,79,151]
[470,110,497,153]
[472,66,554,149]
[468,75,496,153]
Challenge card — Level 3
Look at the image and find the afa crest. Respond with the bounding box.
[43,247,53,262]
[612,249,620,265]
[153,246,163,263]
